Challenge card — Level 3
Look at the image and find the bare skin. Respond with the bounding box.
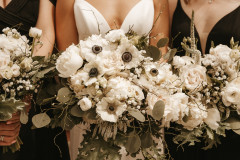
[169,0,240,54]
[56,0,169,53]
[0,0,55,146]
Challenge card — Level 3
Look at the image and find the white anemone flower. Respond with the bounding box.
[96,97,127,123]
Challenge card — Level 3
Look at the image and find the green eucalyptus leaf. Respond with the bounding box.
[32,56,45,62]
[56,87,72,103]
[146,45,161,62]
[61,115,75,130]
[84,108,97,121]
[152,100,165,120]
[70,105,84,117]
[36,66,56,79]
[164,48,177,62]
[127,108,145,122]
[141,132,153,148]
[157,38,169,48]
[125,131,141,154]
[32,113,51,128]
[20,110,28,124]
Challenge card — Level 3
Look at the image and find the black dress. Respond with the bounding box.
[166,0,240,160]
[0,0,70,160]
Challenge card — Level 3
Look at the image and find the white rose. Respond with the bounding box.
[56,45,83,78]
[78,97,92,111]
[222,77,240,106]
[20,57,33,71]
[180,65,207,92]
[210,44,232,64]
[204,108,220,130]
[0,66,13,79]
[179,103,207,130]
[172,56,194,69]
[29,27,42,38]
[0,52,10,69]
[11,64,20,77]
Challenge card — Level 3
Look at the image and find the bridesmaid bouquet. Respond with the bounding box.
[33,29,178,159]
[167,12,240,150]
[0,27,54,153]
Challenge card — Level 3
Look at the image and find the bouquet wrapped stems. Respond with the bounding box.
[2,136,23,153]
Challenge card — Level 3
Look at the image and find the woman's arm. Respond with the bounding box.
[150,0,170,54]
[56,0,78,51]
[34,0,55,57]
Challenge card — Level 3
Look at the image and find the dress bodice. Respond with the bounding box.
[171,0,240,55]
[74,0,154,40]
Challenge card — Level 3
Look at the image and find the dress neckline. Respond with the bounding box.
[82,0,144,30]
[178,0,240,54]
[0,0,15,10]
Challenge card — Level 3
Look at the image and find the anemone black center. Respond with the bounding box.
[150,68,159,76]
[92,45,102,54]
[108,106,115,112]
[122,52,132,62]
[89,68,98,77]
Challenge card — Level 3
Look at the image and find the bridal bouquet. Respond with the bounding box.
[167,17,240,149]
[33,29,178,159]
[0,27,53,153]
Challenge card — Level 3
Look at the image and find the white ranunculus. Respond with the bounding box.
[204,108,220,130]
[105,29,125,42]
[29,27,42,38]
[96,97,127,123]
[0,52,10,69]
[20,57,33,71]
[56,45,83,78]
[106,76,133,100]
[222,77,240,106]
[78,97,92,111]
[180,64,207,92]
[70,71,87,93]
[172,56,194,69]
[11,64,20,77]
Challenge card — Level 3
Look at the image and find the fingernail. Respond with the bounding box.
[6,121,11,124]
[11,140,17,144]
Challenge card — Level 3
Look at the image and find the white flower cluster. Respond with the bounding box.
[0,27,43,98]
[56,29,178,124]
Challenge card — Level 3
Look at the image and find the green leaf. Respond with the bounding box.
[56,87,72,103]
[152,100,165,120]
[163,48,177,62]
[157,38,169,48]
[32,113,51,128]
[20,110,28,124]
[145,45,161,62]
[70,105,84,117]
[32,56,45,62]
[60,115,75,130]
[84,108,97,121]
[36,66,56,79]
[125,131,141,154]
[141,132,153,148]
[127,108,145,122]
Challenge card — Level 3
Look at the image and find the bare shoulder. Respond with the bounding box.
[168,0,178,16]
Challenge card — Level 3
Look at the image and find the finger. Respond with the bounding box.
[0,122,21,131]
[0,125,21,136]
[0,140,17,146]
[6,118,20,125]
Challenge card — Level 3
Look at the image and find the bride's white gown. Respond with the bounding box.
[70,0,154,159]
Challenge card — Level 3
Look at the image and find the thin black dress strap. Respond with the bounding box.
[49,0,56,6]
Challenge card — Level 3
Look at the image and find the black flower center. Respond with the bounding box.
[108,106,115,112]
[150,68,159,76]
[122,52,132,62]
[89,68,98,77]
[92,45,102,54]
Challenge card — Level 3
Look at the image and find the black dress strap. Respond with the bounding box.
[49,0,56,6]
